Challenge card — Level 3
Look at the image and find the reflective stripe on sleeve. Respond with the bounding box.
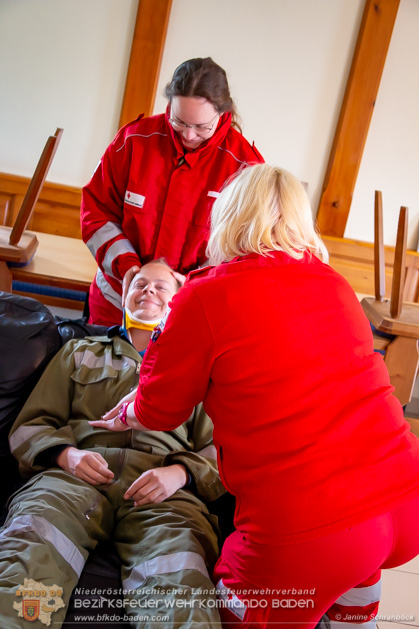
[102,239,137,279]
[73,349,137,371]
[9,425,47,453]
[0,514,85,577]
[196,445,217,460]
[123,551,209,591]
[95,269,122,311]
[86,222,124,258]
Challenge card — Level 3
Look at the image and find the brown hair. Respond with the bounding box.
[165,57,242,133]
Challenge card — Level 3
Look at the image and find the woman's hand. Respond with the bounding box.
[57,447,114,485]
[124,465,189,505]
[122,265,141,307]
[101,387,138,423]
[171,270,186,287]
[89,401,138,431]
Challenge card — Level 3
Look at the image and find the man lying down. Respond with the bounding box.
[0,259,225,629]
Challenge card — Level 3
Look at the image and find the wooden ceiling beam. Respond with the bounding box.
[316,0,400,237]
[119,0,172,128]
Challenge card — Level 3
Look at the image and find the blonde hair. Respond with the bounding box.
[206,164,328,265]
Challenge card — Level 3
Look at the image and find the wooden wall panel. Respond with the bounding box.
[23,200,81,238]
[324,235,419,303]
[2,173,419,308]
[0,173,82,239]
[0,195,10,225]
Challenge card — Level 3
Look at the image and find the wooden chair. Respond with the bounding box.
[361,191,419,406]
[0,128,63,292]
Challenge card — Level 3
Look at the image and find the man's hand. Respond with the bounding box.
[122,265,141,307]
[124,465,189,505]
[56,447,114,485]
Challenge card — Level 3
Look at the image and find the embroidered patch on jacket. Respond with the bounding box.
[124,191,145,208]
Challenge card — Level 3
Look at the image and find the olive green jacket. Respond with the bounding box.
[9,335,224,503]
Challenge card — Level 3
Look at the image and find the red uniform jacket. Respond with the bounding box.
[81,109,263,325]
[135,251,419,545]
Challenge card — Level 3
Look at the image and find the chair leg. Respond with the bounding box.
[374,190,385,302]
[0,261,12,293]
[384,336,419,406]
[82,292,90,320]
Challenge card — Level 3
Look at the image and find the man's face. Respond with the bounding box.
[125,263,178,321]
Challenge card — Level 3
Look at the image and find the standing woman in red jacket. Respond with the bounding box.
[81,57,263,325]
[93,164,419,628]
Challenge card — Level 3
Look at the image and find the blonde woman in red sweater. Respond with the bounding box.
[94,164,419,628]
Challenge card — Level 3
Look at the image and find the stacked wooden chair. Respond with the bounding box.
[361,191,419,406]
[0,128,63,292]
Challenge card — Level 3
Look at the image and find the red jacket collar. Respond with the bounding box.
[164,105,232,167]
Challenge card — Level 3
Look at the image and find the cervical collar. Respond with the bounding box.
[122,307,161,336]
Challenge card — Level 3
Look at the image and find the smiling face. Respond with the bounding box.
[125,262,179,321]
[169,96,220,149]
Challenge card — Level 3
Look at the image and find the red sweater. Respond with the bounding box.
[81,109,263,324]
[135,251,419,544]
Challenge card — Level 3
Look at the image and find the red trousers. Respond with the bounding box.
[213,491,419,628]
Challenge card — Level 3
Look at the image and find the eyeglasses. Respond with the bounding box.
[168,111,219,136]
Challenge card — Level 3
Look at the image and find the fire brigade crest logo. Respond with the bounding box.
[22,600,40,621]
[14,579,65,626]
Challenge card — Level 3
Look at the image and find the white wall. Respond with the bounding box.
[346,0,419,249]
[155,0,364,221]
[0,0,137,186]
[0,0,418,248]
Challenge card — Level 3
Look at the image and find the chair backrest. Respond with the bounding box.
[374,190,409,319]
[8,128,63,246]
